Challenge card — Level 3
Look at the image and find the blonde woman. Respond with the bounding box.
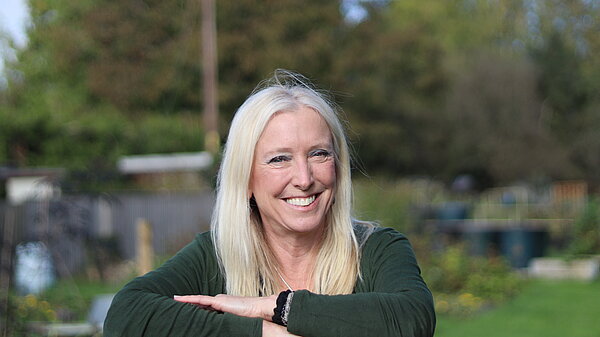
[104,71,435,337]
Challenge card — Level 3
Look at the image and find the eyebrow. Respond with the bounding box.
[261,148,293,158]
[263,141,333,155]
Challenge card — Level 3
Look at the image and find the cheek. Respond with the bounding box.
[314,161,336,186]
[250,168,287,196]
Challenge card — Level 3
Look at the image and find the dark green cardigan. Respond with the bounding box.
[104,227,435,337]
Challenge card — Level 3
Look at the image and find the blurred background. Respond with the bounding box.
[1,0,599,336]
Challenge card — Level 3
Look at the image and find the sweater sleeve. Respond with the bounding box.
[103,232,262,337]
[286,227,436,337]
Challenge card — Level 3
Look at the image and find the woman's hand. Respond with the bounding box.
[173,294,277,321]
[262,321,301,337]
[174,294,301,336]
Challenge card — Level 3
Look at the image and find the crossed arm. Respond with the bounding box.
[173,294,298,336]
[104,229,435,337]
[104,234,301,337]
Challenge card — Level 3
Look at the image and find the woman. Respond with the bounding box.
[104,71,435,337]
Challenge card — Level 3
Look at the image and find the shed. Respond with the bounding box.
[0,167,64,205]
[117,152,213,190]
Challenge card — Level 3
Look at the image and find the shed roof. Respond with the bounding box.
[0,167,65,180]
[117,152,213,174]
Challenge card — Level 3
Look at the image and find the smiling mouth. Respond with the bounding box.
[285,194,317,207]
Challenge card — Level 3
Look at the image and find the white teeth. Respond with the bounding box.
[285,195,316,206]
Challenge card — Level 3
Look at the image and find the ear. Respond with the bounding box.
[247,173,255,199]
[249,194,257,209]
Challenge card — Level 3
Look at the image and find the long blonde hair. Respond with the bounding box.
[211,71,361,296]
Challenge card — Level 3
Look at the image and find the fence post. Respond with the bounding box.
[136,218,154,276]
[1,207,16,337]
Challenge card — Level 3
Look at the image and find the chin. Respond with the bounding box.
[285,218,327,235]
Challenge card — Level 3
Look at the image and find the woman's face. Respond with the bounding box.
[249,106,336,236]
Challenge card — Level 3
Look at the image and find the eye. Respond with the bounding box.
[267,155,290,164]
[310,149,332,160]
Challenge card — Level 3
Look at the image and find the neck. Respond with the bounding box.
[264,227,324,291]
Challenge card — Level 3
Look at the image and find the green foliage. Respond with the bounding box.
[0,105,119,169]
[21,0,202,112]
[44,111,128,170]
[13,294,58,321]
[2,0,600,189]
[0,0,341,179]
[337,2,447,176]
[0,103,204,184]
[570,102,600,187]
[2,292,57,337]
[352,178,522,317]
[8,277,127,323]
[340,0,600,185]
[425,244,523,316]
[126,114,204,155]
[568,198,600,256]
[216,0,343,122]
[352,178,413,232]
[352,178,447,233]
[38,278,124,321]
[443,52,575,183]
[524,0,600,185]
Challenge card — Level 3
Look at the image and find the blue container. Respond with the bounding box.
[437,202,469,221]
[500,228,547,268]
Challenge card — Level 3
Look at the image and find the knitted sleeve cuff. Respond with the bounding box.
[272,290,294,326]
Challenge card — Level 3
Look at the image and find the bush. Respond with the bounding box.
[568,198,600,256]
[2,292,57,337]
[352,177,524,316]
[424,243,523,316]
[38,277,127,322]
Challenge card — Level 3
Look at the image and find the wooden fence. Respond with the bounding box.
[0,191,214,279]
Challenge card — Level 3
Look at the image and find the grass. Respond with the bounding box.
[436,279,600,337]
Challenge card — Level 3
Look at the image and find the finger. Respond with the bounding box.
[174,296,223,313]
[192,303,222,312]
[173,295,215,305]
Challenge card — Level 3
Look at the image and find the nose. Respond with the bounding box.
[292,158,314,190]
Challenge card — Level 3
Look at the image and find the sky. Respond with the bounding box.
[0,0,29,47]
[0,0,30,79]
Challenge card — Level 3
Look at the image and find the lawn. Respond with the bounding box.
[436,279,600,337]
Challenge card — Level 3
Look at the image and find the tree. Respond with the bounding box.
[3,0,600,189]
[216,0,344,124]
[443,52,575,184]
[334,2,447,176]
[0,0,345,175]
[334,0,530,180]
[526,0,600,188]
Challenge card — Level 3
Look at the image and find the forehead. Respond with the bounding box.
[256,106,333,150]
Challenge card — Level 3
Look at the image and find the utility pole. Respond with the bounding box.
[201,0,219,154]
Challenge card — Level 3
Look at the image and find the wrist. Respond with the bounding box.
[263,320,288,336]
[263,294,278,321]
